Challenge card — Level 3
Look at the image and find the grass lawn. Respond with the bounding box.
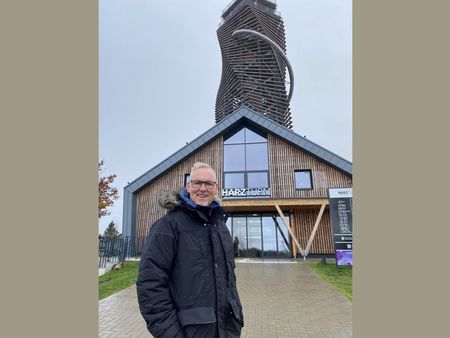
[99,260,352,301]
[306,262,352,300]
[99,261,140,300]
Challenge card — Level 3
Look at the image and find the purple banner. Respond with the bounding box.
[336,250,352,266]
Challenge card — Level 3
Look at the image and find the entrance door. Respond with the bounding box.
[229,213,292,257]
[262,216,277,257]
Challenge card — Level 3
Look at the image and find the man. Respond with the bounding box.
[137,162,244,338]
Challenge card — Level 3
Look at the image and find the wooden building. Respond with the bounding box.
[122,106,352,258]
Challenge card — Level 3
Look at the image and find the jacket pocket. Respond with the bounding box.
[177,306,217,328]
[178,307,218,338]
[229,299,244,327]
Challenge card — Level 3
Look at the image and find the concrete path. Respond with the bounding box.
[99,259,352,337]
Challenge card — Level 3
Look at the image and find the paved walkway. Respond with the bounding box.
[99,259,352,337]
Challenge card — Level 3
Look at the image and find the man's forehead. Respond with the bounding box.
[191,168,216,180]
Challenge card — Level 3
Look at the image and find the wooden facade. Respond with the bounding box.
[133,132,351,257]
[268,134,352,199]
[292,209,334,254]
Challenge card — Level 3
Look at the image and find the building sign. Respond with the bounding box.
[221,187,271,199]
[328,188,353,266]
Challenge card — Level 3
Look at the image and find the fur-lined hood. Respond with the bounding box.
[158,188,221,211]
[158,189,182,211]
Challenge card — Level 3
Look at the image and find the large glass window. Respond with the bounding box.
[262,216,277,255]
[224,172,245,188]
[247,216,262,257]
[223,127,269,190]
[245,143,268,170]
[232,217,247,257]
[224,144,245,171]
[247,172,268,188]
[245,128,266,143]
[224,128,245,144]
[275,216,291,257]
[226,217,232,235]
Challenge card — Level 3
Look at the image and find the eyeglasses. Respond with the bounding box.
[190,180,217,189]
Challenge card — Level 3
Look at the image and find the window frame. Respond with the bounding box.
[294,169,313,190]
[223,126,270,191]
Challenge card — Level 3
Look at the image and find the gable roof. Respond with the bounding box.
[126,105,351,193]
[122,105,352,236]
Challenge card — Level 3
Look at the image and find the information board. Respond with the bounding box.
[328,188,353,266]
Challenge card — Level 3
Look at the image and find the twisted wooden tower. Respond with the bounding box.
[215,0,293,128]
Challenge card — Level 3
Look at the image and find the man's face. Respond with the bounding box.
[187,167,218,206]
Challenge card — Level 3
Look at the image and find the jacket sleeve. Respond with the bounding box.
[136,217,184,338]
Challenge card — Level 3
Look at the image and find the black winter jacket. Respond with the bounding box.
[136,190,244,338]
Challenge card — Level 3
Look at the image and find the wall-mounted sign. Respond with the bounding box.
[328,188,353,266]
[221,187,271,198]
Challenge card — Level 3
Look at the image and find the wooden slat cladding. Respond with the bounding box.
[268,134,352,199]
[135,138,223,238]
[293,208,334,254]
[215,3,293,128]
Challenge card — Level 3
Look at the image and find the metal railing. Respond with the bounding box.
[98,235,147,268]
[219,0,280,28]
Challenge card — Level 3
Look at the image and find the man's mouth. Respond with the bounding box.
[196,194,208,198]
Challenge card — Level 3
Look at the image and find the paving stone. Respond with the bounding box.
[99,259,352,337]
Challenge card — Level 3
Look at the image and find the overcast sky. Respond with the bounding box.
[99,0,352,234]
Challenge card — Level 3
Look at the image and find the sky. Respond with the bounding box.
[99,0,352,234]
